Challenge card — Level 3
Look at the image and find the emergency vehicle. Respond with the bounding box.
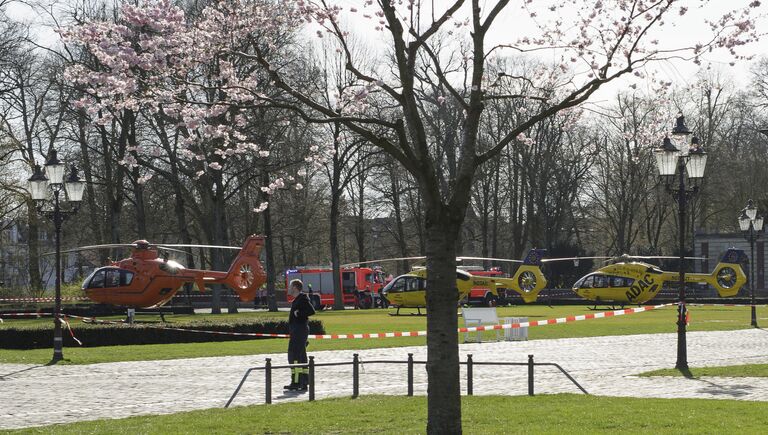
[285,266,388,309]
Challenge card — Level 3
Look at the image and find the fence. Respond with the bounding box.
[225,353,588,407]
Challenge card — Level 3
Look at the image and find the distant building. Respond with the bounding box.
[0,219,80,291]
[694,232,765,297]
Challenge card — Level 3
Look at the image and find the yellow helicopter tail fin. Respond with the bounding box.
[504,249,548,303]
[684,248,748,297]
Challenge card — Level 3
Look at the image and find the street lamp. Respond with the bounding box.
[738,200,763,328]
[27,149,84,362]
[654,112,707,371]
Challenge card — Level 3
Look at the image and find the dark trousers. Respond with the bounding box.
[288,323,309,386]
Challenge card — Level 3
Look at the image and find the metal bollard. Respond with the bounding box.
[528,354,534,396]
[466,354,473,396]
[309,356,315,401]
[407,353,414,396]
[352,353,359,399]
[265,358,272,404]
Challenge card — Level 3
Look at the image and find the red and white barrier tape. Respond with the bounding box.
[0,304,671,340]
[305,303,672,339]
[58,315,83,346]
[0,312,54,317]
[0,296,91,303]
[688,303,766,307]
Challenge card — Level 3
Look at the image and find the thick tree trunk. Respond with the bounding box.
[263,207,278,312]
[132,173,148,239]
[26,205,43,295]
[390,169,409,274]
[424,204,462,435]
[77,112,103,249]
[215,179,235,313]
[198,174,229,314]
[354,177,366,262]
[330,189,344,310]
[261,172,278,312]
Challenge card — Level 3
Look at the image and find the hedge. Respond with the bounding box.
[0,319,325,349]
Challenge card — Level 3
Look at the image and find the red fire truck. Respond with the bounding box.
[458,266,516,306]
[285,266,388,309]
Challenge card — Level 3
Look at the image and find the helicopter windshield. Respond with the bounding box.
[575,273,635,289]
[383,277,406,294]
[83,267,135,289]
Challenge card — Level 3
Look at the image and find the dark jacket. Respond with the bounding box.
[289,292,315,325]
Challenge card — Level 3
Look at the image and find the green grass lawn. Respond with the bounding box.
[1,305,765,365]
[6,394,768,434]
[640,363,768,378]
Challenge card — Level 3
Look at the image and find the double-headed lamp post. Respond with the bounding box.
[738,200,763,328]
[654,113,708,371]
[27,149,85,362]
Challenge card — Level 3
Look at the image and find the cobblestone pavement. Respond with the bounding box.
[3,329,768,430]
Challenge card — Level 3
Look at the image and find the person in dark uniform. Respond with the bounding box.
[285,279,315,391]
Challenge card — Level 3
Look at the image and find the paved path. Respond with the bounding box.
[3,329,768,430]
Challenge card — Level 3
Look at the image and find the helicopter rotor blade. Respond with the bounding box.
[44,244,141,256]
[541,257,612,263]
[457,256,523,263]
[617,255,708,260]
[155,246,194,255]
[159,244,242,250]
[340,256,427,268]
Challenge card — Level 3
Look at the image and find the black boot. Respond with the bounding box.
[296,373,308,392]
[284,383,299,390]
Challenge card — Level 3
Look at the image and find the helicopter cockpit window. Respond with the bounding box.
[388,277,406,293]
[121,271,134,286]
[593,275,608,288]
[87,270,106,288]
[609,276,634,287]
[105,269,121,287]
[405,277,421,292]
[579,276,594,288]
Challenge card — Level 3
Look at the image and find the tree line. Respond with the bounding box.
[1,1,766,431]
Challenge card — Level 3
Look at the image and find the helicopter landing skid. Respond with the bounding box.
[588,304,625,311]
[388,307,426,316]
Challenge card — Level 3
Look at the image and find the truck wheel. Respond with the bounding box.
[484,294,498,307]
[358,293,373,309]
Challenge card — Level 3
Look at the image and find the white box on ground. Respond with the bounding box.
[461,307,500,343]
[503,317,528,341]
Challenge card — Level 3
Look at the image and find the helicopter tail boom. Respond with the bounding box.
[670,248,748,298]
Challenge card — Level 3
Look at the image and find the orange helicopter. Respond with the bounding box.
[65,235,266,308]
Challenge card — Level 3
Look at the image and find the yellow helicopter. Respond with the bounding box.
[570,248,748,305]
[343,249,548,315]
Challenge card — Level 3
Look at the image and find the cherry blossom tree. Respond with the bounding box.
[61,0,760,432]
[254,2,759,432]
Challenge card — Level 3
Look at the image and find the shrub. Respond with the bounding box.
[0,319,325,349]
